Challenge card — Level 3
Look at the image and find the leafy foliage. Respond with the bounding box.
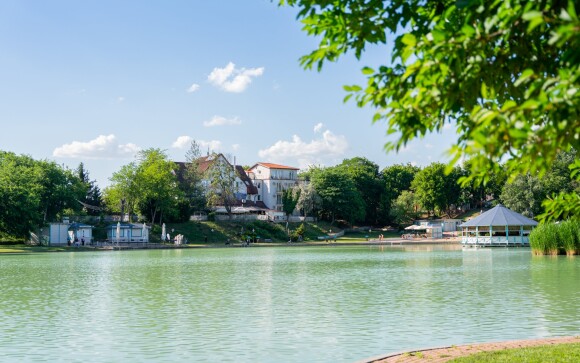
[104,149,182,223]
[282,186,301,218]
[310,167,365,225]
[411,162,461,217]
[204,153,237,217]
[0,151,84,238]
[381,163,420,221]
[281,0,580,220]
[390,190,418,228]
[335,157,384,224]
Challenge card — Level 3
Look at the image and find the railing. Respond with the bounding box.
[462,236,529,245]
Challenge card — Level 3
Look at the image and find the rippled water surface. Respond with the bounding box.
[1,246,579,362]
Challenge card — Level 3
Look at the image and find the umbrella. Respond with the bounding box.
[161,223,166,241]
[116,222,121,244]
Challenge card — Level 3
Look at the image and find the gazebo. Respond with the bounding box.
[460,204,538,247]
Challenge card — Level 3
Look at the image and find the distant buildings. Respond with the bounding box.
[175,154,300,215]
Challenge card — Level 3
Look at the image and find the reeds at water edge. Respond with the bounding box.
[530,220,580,255]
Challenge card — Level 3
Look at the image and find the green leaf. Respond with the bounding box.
[481,82,488,99]
[522,11,543,21]
[514,69,534,87]
[401,33,416,47]
[361,67,375,75]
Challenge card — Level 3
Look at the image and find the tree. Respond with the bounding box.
[336,157,384,225]
[390,190,419,228]
[0,152,83,239]
[500,174,544,218]
[76,162,103,215]
[103,162,139,222]
[460,159,506,209]
[135,148,182,224]
[381,163,420,222]
[281,0,580,220]
[205,153,237,218]
[296,181,322,217]
[310,167,365,226]
[282,186,301,219]
[411,162,461,217]
[182,140,206,215]
[104,149,182,224]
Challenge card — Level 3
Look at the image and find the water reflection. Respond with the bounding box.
[0,247,578,362]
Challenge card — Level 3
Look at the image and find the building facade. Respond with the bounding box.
[247,163,300,211]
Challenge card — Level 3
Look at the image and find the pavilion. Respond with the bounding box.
[460,204,538,247]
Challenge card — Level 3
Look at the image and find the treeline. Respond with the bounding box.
[0,147,577,239]
[0,151,101,238]
[295,151,578,227]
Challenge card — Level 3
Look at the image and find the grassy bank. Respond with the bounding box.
[449,342,580,363]
[1,220,408,252]
[162,220,397,245]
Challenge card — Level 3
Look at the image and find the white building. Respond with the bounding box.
[247,163,300,211]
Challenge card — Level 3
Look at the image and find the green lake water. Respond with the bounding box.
[1,246,579,362]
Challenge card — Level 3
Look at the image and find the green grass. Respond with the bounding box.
[163,220,337,245]
[448,342,580,363]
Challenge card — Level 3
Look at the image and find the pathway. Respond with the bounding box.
[358,336,580,363]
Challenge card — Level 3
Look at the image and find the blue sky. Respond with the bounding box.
[0,0,455,188]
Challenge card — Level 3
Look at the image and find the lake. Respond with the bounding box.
[1,246,579,362]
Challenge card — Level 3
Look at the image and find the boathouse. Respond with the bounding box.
[460,204,538,247]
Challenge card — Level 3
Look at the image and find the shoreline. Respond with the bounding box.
[0,238,463,253]
[357,336,580,363]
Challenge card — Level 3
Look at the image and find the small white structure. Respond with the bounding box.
[107,223,149,243]
[48,223,69,245]
[416,219,462,232]
[68,222,93,245]
[460,204,538,247]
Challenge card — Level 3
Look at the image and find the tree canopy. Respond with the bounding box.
[0,151,84,238]
[281,0,580,220]
[104,148,182,224]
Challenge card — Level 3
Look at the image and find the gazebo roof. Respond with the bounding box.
[460,204,538,227]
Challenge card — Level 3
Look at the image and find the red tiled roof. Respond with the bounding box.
[255,162,299,170]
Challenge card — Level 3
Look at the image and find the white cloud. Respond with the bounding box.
[117,96,125,103]
[171,136,222,153]
[172,136,193,149]
[207,62,264,93]
[313,123,324,133]
[186,83,200,93]
[53,134,140,159]
[232,144,240,151]
[203,115,242,127]
[199,140,222,153]
[258,127,348,168]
